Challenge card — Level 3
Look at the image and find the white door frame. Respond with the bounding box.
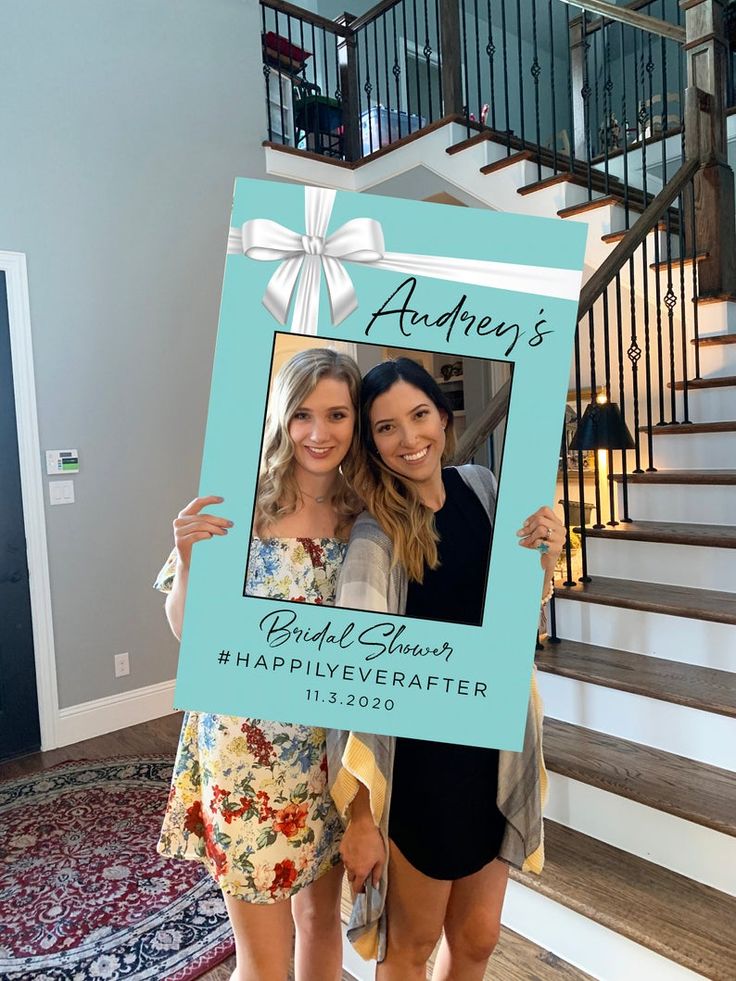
[1,251,59,750]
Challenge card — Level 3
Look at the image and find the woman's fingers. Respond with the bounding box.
[174,515,232,535]
[517,507,566,552]
[178,495,225,517]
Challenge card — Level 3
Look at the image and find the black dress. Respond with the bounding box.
[387,467,506,880]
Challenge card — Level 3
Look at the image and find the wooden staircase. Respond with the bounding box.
[264,117,736,980]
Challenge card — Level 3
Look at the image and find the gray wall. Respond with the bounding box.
[0,0,269,709]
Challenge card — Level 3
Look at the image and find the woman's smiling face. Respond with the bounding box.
[369,380,447,485]
[288,376,356,480]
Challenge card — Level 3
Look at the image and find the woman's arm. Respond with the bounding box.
[157,495,232,639]
[331,516,395,890]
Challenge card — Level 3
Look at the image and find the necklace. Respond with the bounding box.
[298,486,331,504]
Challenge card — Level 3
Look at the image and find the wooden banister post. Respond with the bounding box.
[439,0,464,116]
[682,0,736,296]
[336,13,361,162]
[569,15,589,161]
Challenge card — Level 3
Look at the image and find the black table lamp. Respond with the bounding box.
[570,399,635,451]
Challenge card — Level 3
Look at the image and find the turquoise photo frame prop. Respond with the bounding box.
[173,178,587,751]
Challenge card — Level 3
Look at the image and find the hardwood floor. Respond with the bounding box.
[0,715,589,981]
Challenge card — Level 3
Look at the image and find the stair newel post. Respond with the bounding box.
[439,0,464,117]
[569,12,587,164]
[336,13,361,162]
[570,11,593,195]
[682,0,736,298]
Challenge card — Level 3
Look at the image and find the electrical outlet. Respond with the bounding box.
[114,652,130,678]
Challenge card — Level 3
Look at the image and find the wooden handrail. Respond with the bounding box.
[559,0,686,42]
[350,0,404,33]
[577,155,699,320]
[452,380,512,465]
[261,0,351,37]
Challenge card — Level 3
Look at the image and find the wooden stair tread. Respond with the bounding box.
[694,293,736,305]
[642,419,736,434]
[517,171,591,195]
[579,519,736,548]
[694,332,736,346]
[512,821,736,978]
[340,884,593,980]
[670,374,736,390]
[602,221,669,243]
[542,717,736,836]
[554,576,736,624]
[479,149,535,174]
[537,637,736,718]
[557,194,645,219]
[610,469,736,484]
[650,251,708,271]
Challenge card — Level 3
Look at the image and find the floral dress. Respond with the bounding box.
[154,537,347,903]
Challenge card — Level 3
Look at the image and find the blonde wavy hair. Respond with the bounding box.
[254,347,363,539]
[356,358,456,582]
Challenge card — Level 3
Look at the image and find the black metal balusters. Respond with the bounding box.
[424,0,434,123]
[531,0,543,181]
[501,0,511,153]
[487,0,496,131]
[614,270,632,523]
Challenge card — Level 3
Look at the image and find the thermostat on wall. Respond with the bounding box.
[46,449,79,475]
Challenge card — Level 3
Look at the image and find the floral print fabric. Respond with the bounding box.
[155,538,347,903]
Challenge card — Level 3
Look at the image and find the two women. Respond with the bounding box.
[157,347,564,981]
[155,348,362,981]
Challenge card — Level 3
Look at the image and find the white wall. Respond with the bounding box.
[0,0,269,710]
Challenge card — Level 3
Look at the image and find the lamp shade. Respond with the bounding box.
[569,401,635,451]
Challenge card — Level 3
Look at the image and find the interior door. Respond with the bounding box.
[0,270,41,760]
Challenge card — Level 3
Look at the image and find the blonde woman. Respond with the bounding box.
[155,348,363,981]
[328,358,565,980]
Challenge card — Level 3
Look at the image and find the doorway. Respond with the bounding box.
[0,252,58,756]
[0,271,40,759]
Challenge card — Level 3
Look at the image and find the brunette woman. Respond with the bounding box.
[328,358,564,981]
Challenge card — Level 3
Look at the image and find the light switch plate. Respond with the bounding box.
[49,480,75,505]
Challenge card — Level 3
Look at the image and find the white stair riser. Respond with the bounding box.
[617,481,736,524]
[503,881,707,981]
[585,538,736,591]
[554,598,736,672]
[547,772,736,897]
[539,672,736,771]
[696,341,736,379]
[648,430,736,469]
[694,301,736,337]
[677,384,736,423]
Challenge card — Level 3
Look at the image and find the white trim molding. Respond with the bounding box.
[56,679,178,748]
[1,251,59,750]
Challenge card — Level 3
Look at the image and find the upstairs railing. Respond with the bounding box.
[261,0,734,190]
[260,0,736,596]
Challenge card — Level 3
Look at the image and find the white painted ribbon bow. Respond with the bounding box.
[228,185,582,335]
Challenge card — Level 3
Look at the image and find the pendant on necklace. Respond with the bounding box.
[315,495,325,503]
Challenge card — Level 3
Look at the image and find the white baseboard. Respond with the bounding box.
[56,679,178,748]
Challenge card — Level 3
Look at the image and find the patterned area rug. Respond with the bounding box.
[0,757,234,980]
